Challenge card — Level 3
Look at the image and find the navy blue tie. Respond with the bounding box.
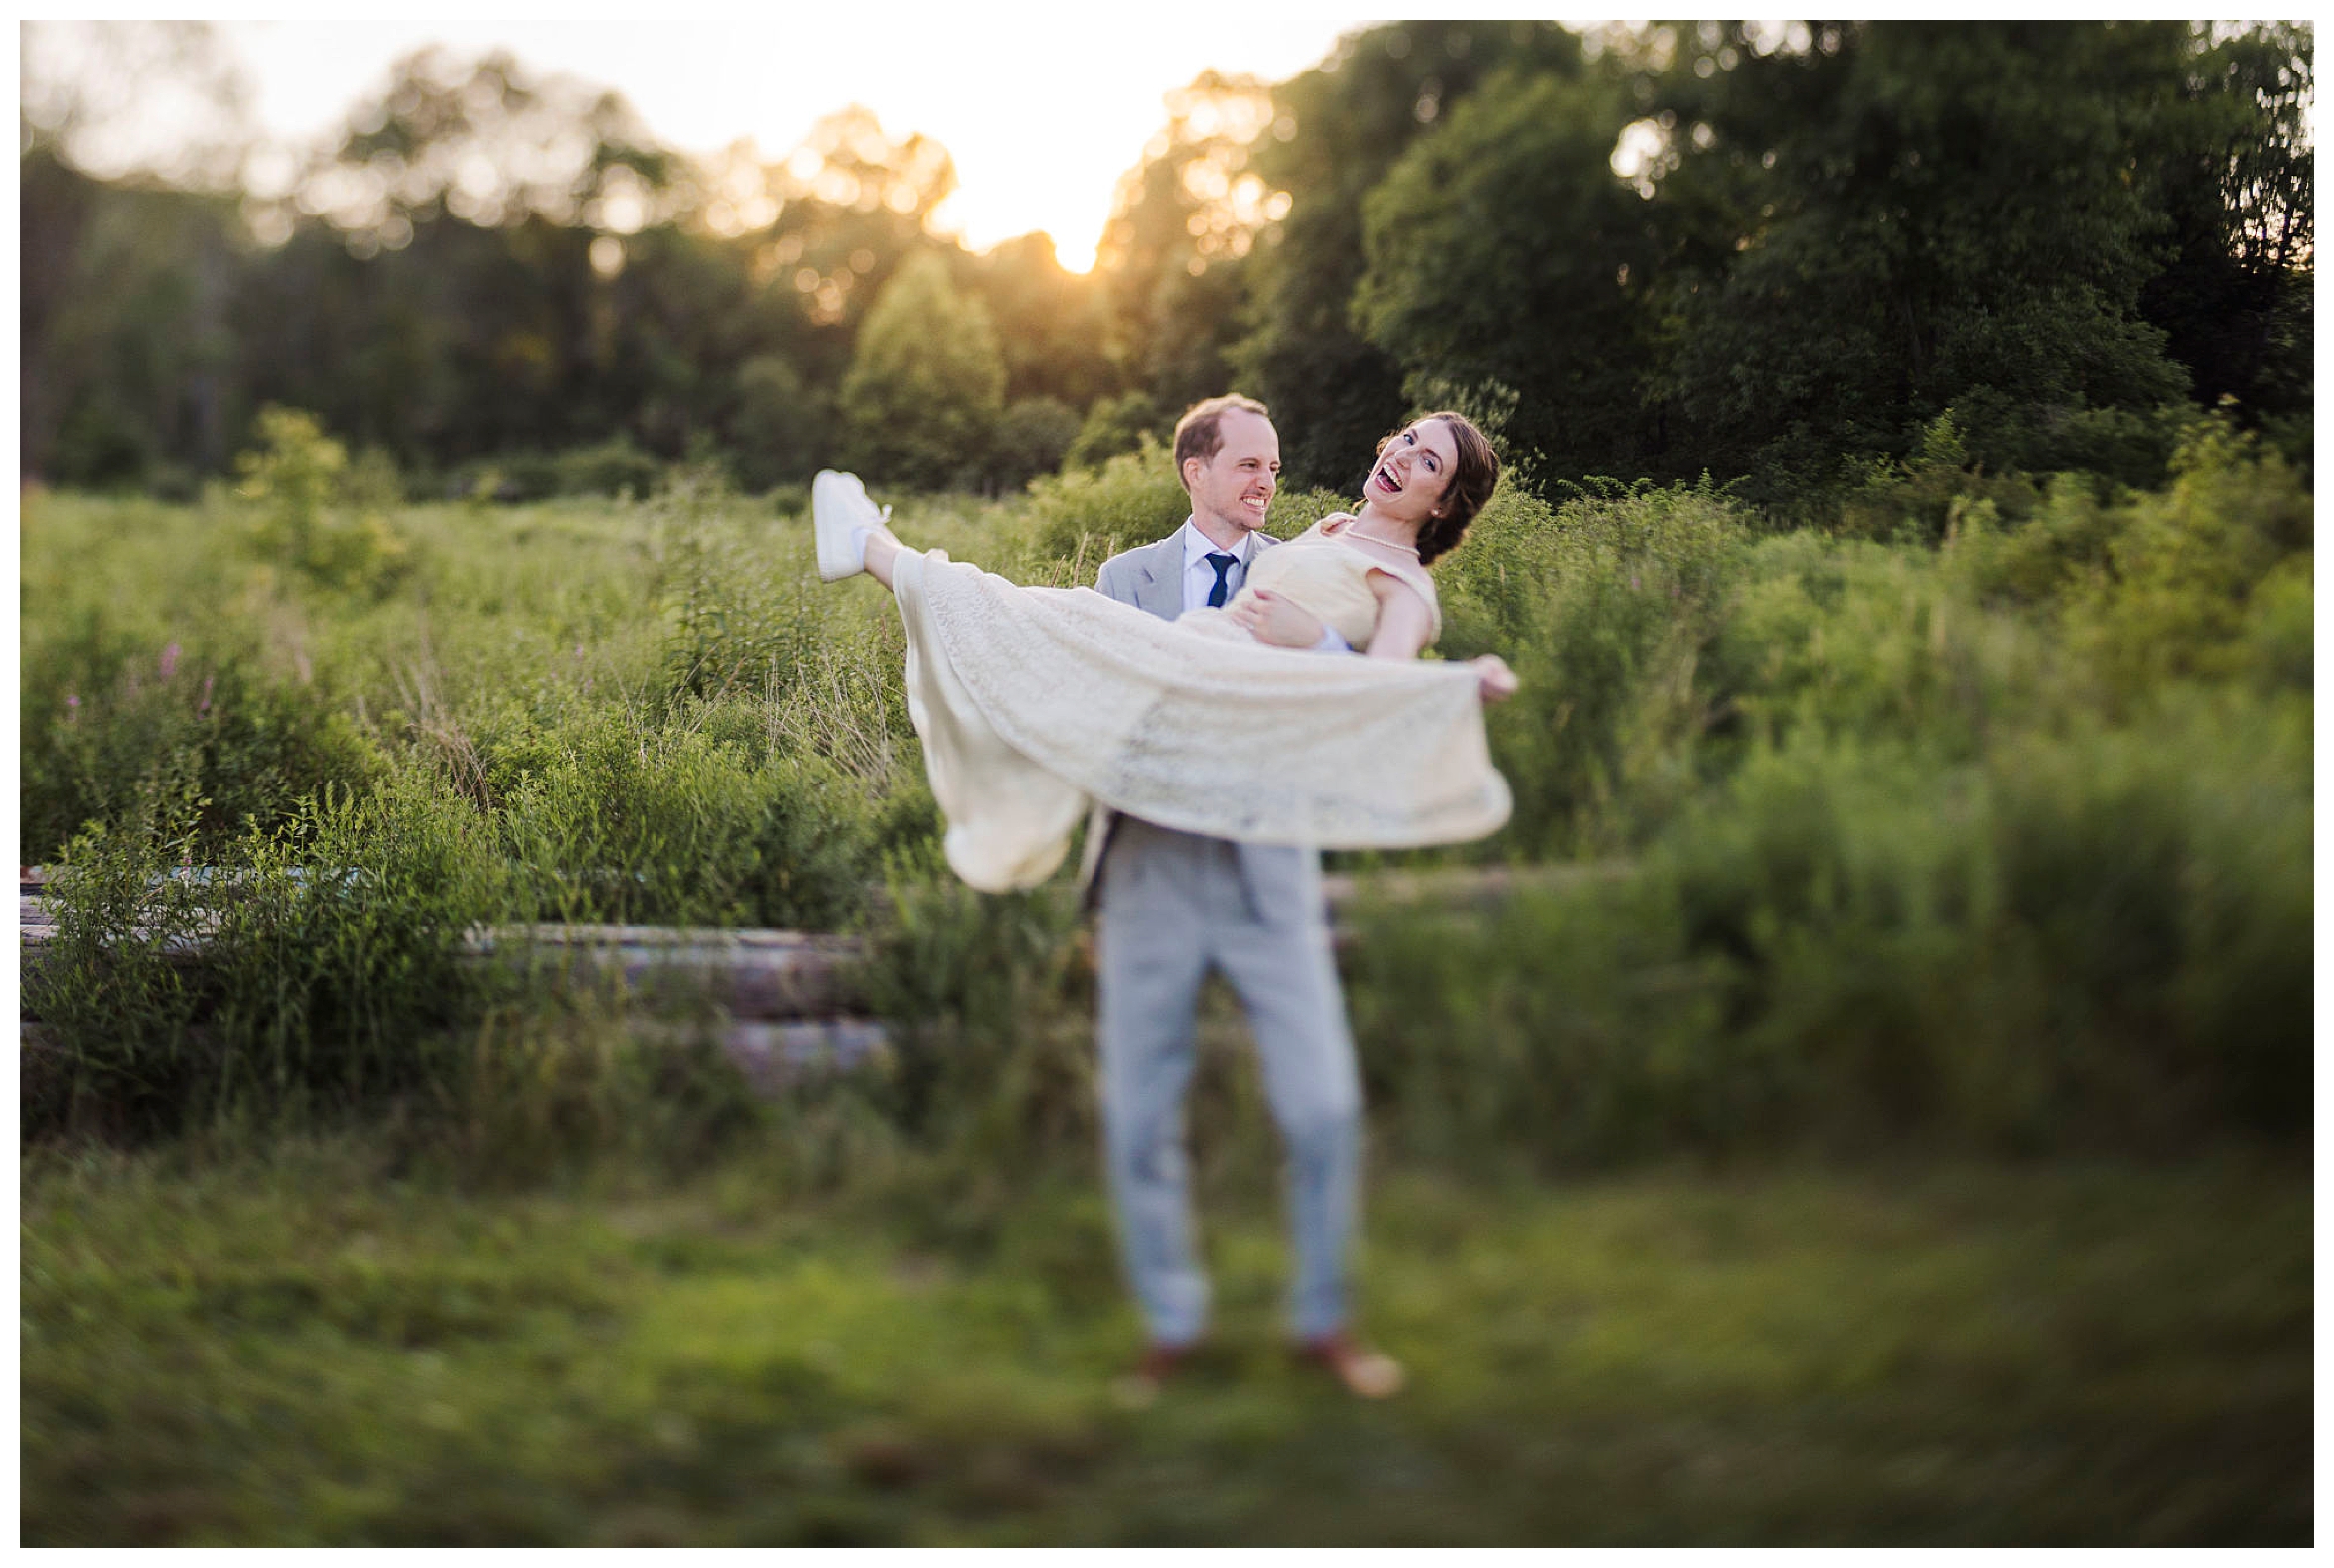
[1205,552,1239,608]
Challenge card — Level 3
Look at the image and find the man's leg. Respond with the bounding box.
[1208,843,1363,1342]
[1096,819,1216,1347]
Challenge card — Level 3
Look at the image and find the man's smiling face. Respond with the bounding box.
[1184,407,1280,539]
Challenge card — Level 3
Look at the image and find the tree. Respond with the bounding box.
[1352,65,1658,484]
[971,232,1113,409]
[837,252,1006,489]
[2138,24,2313,433]
[1091,71,1279,414]
[1649,22,2200,487]
[1234,21,1586,487]
[727,354,829,490]
[267,47,684,250]
[990,396,1082,491]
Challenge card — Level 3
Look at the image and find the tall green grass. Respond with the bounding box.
[20,411,2311,1163]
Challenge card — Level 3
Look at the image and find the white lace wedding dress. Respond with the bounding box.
[885,518,1512,892]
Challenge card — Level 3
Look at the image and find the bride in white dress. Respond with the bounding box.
[814,411,1520,892]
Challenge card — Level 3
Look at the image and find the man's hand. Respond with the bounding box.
[1471,654,1519,703]
[1227,587,1327,649]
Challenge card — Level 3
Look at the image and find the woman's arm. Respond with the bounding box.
[1366,571,1519,702]
[1363,571,1435,660]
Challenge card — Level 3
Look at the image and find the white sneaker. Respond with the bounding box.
[811,469,888,582]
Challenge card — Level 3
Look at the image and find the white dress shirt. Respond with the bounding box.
[1174,517,1350,652]
[1176,518,1255,612]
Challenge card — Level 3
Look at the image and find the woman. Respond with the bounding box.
[815,412,1518,892]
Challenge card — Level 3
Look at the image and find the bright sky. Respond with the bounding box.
[210,18,1378,271]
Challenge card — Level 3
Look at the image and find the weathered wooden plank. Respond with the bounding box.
[23,1016,895,1098]
[466,927,868,1018]
[24,861,1637,915]
[632,1017,893,1095]
[18,861,1644,1022]
[1318,860,1634,909]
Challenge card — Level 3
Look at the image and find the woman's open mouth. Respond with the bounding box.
[1372,462,1400,494]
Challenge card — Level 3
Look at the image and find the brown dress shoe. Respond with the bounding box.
[1296,1331,1406,1399]
[1110,1340,1197,1409]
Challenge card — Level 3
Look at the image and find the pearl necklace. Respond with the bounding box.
[1344,519,1421,556]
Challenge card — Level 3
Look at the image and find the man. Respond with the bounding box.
[1082,393,1403,1403]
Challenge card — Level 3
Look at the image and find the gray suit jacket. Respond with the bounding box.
[1075,526,1282,898]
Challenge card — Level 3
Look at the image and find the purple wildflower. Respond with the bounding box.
[198,675,214,716]
[159,641,181,679]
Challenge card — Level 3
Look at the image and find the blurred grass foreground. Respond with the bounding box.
[18,407,2312,1543]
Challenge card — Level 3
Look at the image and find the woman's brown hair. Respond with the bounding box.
[1380,412,1499,564]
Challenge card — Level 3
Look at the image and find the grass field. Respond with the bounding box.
[22,1123,2309,1546]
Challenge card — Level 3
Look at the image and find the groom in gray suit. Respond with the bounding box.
[1083,394,1403,1402]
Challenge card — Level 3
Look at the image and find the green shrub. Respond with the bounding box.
[557,437,668,499]
[1438,477,1746,857]
[23,769,217,1139]
[22,633,389,863]
[856,861,1094,1164]
[1834,411,2045,543]
[1342,873,1736,1168]
[27,764,507,1140]
[1022,438,1190,566]
[2063,419,2313,702]
[492,718,894,929]
[991,397,1082,492]
[1063,390,1165,470]
[234,407,411,595]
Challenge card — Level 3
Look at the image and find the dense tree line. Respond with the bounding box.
[19,22,2311,505]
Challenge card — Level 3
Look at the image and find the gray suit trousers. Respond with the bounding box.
[1095,815,1363,1344]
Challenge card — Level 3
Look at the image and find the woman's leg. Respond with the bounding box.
[863,526,905,590]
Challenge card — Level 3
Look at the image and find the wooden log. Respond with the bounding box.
[24,860,1635,916]
[1319,860,1634,910]
[460,924,869,1018]
[23,1016,894,1099]
[19,861,1643,1023]
[630,1017,892,1095]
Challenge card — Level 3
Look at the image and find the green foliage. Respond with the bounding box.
[18,416,2312,1159]
[234,406,411,593]
[1354,66,1659,480]
[22,772,217,1137]
[1832,412,2045,542]
[466,438,669,503]
[2059,420,2313,701]
[839,254,1008,491]
[728,354,832,492]
[858,867,1094,1158]
[1063,391,1165,471]
[974,232,1116,409]
[990,396,1082,492]
[1647,23,2216,490]
[20,592,390,863]
[27,765,505,1141]
[1022,439,1192,567]
[1434,478,1744,858]
[1236,22,1587,487]
[493,723,895,930]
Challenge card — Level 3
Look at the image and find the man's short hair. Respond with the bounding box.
[1172,394,1270,490]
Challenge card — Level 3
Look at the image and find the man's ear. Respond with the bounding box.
[1181,456,1203,492]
